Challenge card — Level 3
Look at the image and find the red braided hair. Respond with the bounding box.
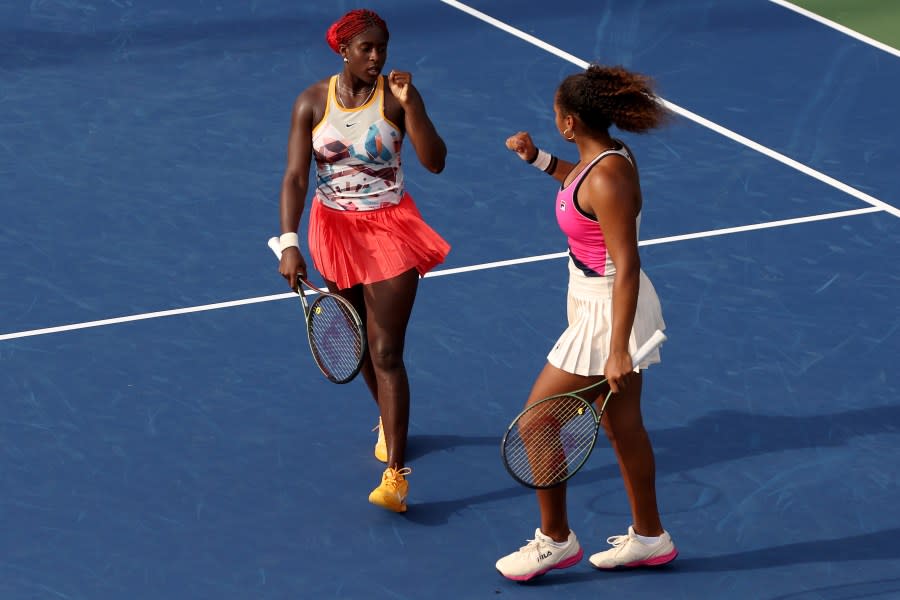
[325,9,389,54]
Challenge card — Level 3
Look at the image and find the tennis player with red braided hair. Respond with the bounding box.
[276,9,449,513]
[495,64,677,579]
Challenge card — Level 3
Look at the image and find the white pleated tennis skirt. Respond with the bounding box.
[547,258,666,376]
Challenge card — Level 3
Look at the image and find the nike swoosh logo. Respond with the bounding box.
[345,123,357,128]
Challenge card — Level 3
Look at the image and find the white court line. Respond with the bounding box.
[768,0,900,59]
[0,207,881,342]
[438,0,900,219]
[0,293,295,342]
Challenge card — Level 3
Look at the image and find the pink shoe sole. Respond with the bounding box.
[594,548,678,570]
[500,548,584,581]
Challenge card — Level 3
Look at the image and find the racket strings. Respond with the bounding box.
[504,396,598,487]
[307,296,365,381]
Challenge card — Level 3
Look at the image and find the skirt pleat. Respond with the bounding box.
[308,192,450,289]
[547,259,666,376]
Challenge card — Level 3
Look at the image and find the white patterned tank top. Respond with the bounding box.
[311,75,404,211]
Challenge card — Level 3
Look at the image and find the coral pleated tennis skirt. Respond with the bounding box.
[547,258,666,376]
[308,192,450,290]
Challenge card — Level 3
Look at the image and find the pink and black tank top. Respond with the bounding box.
[556,142,639,277]
[311,75,404,211]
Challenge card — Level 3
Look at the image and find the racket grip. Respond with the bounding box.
[631,329,667,366]
[267,236,282,260]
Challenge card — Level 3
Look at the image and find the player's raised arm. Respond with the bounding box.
[387,69,446,174]
[505,131,576,184]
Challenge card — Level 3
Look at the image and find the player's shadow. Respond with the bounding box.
[402,432,534,526]
[571,403,900,489]
[671,526,900,572]
[521,527,900,587]
[404,403,900,527]
[405,433,499,462]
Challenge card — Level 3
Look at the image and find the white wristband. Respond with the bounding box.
[279,232,300,253]
[530,148,553,171]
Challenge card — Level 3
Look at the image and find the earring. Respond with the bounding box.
[343,57,349,63]
[563,127,576,141]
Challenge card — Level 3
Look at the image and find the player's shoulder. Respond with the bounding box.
[590,154,632,187]
[296,77,331,105]
[291,77,331,123]
[584,153,638,207]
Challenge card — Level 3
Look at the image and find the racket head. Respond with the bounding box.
[304,293,366,384]
[501,394,600,489]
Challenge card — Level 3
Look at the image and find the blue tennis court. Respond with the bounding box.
[2,1,898,598]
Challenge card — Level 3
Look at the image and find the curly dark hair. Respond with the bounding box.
[556,65,669,134]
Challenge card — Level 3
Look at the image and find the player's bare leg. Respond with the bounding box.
[598,373,664,536]
[361,269,419,512]
[527,363,605,541]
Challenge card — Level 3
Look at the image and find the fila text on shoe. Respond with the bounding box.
[496,528,583,581]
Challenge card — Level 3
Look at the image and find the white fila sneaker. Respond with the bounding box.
[588,525,678,569]
[496,528,583,581]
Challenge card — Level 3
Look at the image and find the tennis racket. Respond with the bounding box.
[501,329,667,489]
[267,237,367,384]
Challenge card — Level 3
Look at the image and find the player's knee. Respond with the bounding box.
[368,343,405,371]
[605,422,650,449]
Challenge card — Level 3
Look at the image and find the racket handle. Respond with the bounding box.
[631,329,667,366]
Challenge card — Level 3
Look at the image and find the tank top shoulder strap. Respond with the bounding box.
[606,139,635,167]
[564,148,617,190]
[575,142,636,182]
[312,75,337,135]
[326,74,337,106]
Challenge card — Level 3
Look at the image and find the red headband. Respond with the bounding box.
[325,9,388,54]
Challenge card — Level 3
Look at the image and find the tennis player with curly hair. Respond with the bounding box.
[495,64,678,580]
[276,9,449,513]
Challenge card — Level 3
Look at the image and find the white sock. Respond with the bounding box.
[537,529,571,548]
[633,531,663,546]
